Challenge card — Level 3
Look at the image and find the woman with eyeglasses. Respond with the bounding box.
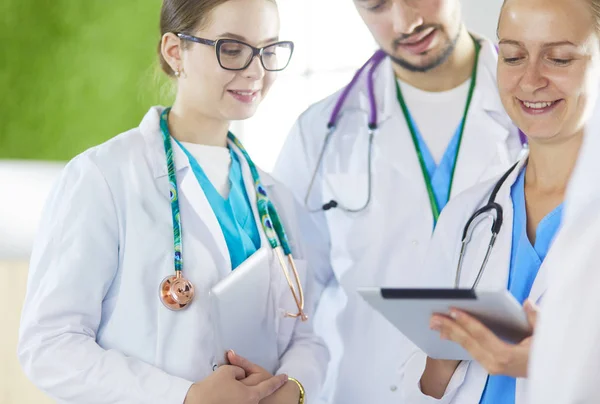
[17,1,328,403]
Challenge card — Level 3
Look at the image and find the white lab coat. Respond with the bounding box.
[400,154,550,404]
[273,36,523,404]
[526,90,600,403]
[17,106,329,404]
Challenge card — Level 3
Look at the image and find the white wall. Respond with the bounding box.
[462,0,504,40]
[0,161,63,259]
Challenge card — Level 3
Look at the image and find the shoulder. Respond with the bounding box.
[43,108,162,226]
[59,107,162,184]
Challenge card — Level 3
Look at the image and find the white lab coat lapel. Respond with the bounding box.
[449,41,513,197]
[141,109,231,275]
[461,157,528,291]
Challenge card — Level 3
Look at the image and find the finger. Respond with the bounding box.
[448,310,514,375]
[434,316,480,352]
[434,316,499,370]
[227,351,260,375]
[220,364,246,380]
[251,374,288,401]
[524,299,538,330]
[239,373,267,386]
[450,310,505,350]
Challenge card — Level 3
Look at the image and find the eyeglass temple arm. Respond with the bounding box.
[176,33,215,46]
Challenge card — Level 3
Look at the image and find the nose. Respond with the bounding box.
[519,60,548,94]
[242,55,265,80]
[391,0,424,35]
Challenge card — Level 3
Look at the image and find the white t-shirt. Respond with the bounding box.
[397,78,472,164]
[180,142,232,198]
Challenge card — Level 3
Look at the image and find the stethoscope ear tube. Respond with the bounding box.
[489,202,503,235]
[304,50,387,213]
[461,204,502,242]
[455,162,520,288]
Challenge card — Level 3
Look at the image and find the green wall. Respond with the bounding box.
[0,1,174,160]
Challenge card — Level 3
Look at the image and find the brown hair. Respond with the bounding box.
[158,0,230,77]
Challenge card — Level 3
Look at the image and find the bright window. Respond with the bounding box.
[234,0,504,172]
[232,0,377,171]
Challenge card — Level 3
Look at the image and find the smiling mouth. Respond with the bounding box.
[228,90,260,96]
[518,98,563,114]
[227,89,261,104]
[522,100,557,109]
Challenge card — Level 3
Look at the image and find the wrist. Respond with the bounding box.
[287,377,305,404]
[184,383,203,404]
[420,358,460,398]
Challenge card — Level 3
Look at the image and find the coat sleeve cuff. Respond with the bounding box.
[401,351,470,404]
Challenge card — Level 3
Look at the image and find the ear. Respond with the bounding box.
[161,32,184,74]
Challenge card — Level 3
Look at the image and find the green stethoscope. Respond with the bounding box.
[157,108,307,321]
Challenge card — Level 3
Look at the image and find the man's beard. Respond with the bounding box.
[386,26,461,73]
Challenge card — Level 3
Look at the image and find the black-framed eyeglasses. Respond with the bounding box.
[176,33,294,72]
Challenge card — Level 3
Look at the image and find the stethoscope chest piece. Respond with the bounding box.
[159,272,195,311]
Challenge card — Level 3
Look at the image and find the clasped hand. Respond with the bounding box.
[184,350,300,404]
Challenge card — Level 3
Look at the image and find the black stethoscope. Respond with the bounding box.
[454,162,520,288]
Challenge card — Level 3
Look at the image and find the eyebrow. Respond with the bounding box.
[219,32,280,45]
[498,39,577,48]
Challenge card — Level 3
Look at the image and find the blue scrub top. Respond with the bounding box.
[409,114,463,214]
[177,141,261,270]
[479,168,563,404]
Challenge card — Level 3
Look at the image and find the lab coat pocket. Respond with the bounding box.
[272,257,308,354]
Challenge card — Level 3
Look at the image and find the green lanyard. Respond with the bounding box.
[159,107,294,275]
[395,38,481,224]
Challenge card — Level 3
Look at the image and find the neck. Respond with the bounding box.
[393,26,476,92]
[525,132,584,194]
[168,98,230,147]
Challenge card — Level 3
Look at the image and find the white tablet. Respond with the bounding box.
[358,287,533,361]
[209,248,279,373]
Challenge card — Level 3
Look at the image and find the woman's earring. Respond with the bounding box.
[174,68,186,78]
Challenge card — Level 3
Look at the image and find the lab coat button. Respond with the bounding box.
[212,363,218,371]
[390,385,397,392]
[411,240,419,246]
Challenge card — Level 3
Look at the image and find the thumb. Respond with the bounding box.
[524,299,539,330]
[227,350,260,376]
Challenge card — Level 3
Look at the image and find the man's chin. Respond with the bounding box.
[387,42,457,73]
